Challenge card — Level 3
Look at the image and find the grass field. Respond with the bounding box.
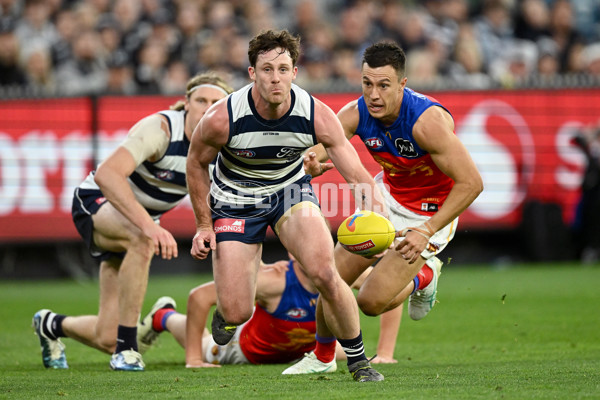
[1,262,599,399]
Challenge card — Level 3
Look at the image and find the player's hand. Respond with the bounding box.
[364,248,388,259]
[395,222,435,264]
[191,228,216,260]
[185,361,221,368]
[394,231,428,264]
[261,259,289,273]
[303,151,334,177]
[370,355,398,364]
[143,223,178,260]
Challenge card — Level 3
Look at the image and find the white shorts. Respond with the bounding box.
[375,171,458,260]
[203,322,250,365]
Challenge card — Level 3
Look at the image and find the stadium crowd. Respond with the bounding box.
[1,0,599,97]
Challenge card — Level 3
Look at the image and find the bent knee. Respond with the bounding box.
[126,234,155,260]
[306,265,338,293]
[220,307,253,326]
[356,294,385,317]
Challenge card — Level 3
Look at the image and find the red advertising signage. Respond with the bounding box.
[0,90,595,241]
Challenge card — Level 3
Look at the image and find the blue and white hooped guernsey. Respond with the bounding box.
[79,109,189,219]
[212,83,317,205]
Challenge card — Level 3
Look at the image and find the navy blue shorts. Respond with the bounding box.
[72,187,125,261]
[211,175,320,243]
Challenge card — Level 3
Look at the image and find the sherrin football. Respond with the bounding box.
[337,210,396,257]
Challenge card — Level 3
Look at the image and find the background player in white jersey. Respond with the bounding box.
[186,29,387,382]
[32,72,233,371]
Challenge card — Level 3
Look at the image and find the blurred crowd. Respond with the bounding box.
[1,0,600,97]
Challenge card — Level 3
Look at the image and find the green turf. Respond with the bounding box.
[1,263,599,399]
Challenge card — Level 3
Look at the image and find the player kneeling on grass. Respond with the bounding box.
[31,73,233,371]
[286,40,483,372]
[136,255,403,367]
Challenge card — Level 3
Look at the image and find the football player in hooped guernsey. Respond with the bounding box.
[287,41,483,374]
[187,29,387,382]
[32,73,233,372]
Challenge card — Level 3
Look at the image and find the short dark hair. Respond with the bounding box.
[362,42,406,78]
[248,29,301,67]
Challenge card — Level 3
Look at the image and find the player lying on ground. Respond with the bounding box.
[136,255,403,367]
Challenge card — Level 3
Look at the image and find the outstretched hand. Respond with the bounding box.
[185,361,221,368]
[303,151,334,177]
[370,355,398,364]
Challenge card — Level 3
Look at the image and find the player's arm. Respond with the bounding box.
[186,100,229,260]
[185,281,221,368]
[94,114,178,259]
[371,306,402,363]
[303,100,360,177]
[313,99,387,216]
[396,106,483,260]
[254,260,288,313]
[414,106,483,233]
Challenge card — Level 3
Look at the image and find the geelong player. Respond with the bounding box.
[32,72,233,371]
[186,29,387,382]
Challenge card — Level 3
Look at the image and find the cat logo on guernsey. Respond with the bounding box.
[233,150,256,158]
[156,170,175,181]
[364,137,383,150]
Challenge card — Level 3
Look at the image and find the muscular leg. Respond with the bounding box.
[61,258,121,353]
[354,246,424,316]
[65,202,156,356]
[313,243,374,339]
[278,207,359,340]
[212,241,262,325]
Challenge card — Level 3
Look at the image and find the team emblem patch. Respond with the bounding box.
[156,170,175,180]
[286,308,308,319]
[394,138,418,158]
[233,150,256,158]
[364,137,383,149]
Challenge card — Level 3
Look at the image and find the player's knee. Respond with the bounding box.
[220,306,252,326]
[128,234,155,260]
[307,265,338,295]
[356,293,384,317]
[187,288,198,305]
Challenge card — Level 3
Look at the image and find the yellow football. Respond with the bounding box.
[337,210,396,257]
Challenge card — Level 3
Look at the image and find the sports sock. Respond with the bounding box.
[52,314,67,338]
[338,331,367,366]
[42,312,67,340]
[115,325,138,353]
[314,334,336,363]
[411,263,434,294]
[152,308,176,332]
